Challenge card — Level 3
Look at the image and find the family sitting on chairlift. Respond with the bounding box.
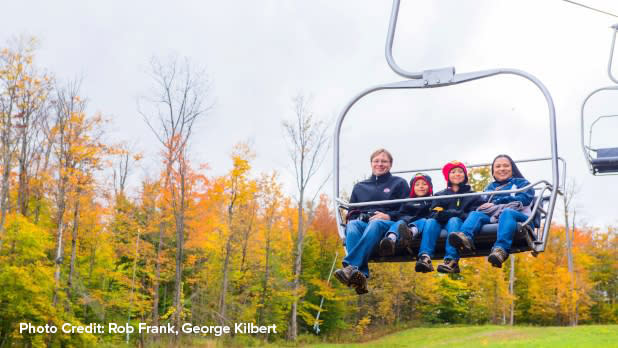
[334,149,535,295]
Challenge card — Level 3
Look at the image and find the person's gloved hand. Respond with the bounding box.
[430,207,444,221]
[441,209,462,222]
[432,209,461,224]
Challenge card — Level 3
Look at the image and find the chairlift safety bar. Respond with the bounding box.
[337,180,551,209]
[588,114,618,150]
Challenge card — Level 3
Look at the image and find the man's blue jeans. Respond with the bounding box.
[343,219,395,277]
[461,209,529,254]
[423,217,463,260]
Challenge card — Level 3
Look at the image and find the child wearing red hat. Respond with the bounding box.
[416,161,482,273]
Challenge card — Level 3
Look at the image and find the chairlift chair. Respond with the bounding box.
[333,0,562,262]
[581,24,618,176]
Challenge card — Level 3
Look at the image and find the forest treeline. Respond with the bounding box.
[0,38,616,347]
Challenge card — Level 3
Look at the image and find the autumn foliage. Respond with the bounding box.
[0,38,616,348]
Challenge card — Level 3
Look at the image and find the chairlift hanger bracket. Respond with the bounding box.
[333,0,561,259]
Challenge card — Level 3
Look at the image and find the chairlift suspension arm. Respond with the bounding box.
[607,24,618,84]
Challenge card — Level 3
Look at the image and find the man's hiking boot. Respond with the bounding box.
[448,232,475,253]
[415,254,434,273]
[488,247,508,268]
[346,267,368,295]
[354,277,369,295]
[334,265,368,295]
[334,265,357,287]
[379,237,396,256]
[437,259,460,273]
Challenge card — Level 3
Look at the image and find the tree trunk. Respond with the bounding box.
[68,194,80,294]
[563,195,576,326]
[152,222,164,328]
[240,207,255,273]
[288,192,304,341]
[0,132,12,251]
[219,236,233,322]
[173,167,185,331]
[258,223,272,326]
[34,138,53,224]
[127,229,141,344]
[52,179,67,307]
[17,130,29,216]
[53,222,64,307]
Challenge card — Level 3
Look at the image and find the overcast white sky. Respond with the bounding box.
[2,0,617,228]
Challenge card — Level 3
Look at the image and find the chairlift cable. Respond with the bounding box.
[562,0,618,19]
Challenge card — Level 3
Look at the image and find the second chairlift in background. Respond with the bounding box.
[581,24,618,176]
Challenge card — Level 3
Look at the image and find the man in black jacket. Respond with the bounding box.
[334,149,409,294]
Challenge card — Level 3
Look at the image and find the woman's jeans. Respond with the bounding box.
[343,219,395,277]
[460,209,529,256]
[423,217,463,260]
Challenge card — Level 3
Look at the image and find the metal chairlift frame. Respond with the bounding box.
[333,0,561,256]
[580,24,618,176]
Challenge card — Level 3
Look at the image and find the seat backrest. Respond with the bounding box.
[597,147,618,158]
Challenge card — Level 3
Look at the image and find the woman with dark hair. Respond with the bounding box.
[447,154,535,269]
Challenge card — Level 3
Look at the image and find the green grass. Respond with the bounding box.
[307,325,618,348]
[139,325,618,347]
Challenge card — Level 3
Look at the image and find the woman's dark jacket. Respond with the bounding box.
[429,184,482,224]
[347,172,410,221]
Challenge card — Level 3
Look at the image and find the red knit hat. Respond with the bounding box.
[442,160,468,185]
[409,173,433,198]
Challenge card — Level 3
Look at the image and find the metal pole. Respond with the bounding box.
[385,0,424,79]
[607,24,618,84]
[313,252,338,334]
[509,255,515,326]
[127,228,140,344]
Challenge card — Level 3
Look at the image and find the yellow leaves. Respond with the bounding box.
[2,213,53,264]
[355,316,371,336]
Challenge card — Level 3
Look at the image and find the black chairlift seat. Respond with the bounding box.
[368,222,537,263]
[590,147,618,174]
[367,197,545,263]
